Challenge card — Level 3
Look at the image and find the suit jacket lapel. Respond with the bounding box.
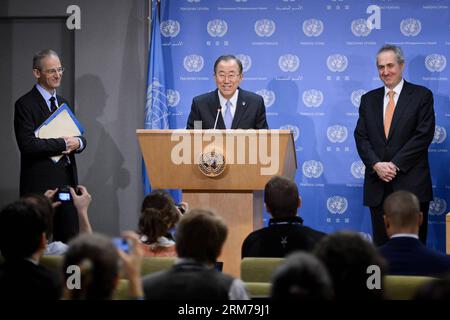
[210,89,225,129]
[232,89,247,129]
[388,81,413,140]
[32,85,52,116]
[373,88,385,141]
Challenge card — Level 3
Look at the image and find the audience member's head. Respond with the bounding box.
[22,193,54,241]
[175,209,227,265]
[314,231,386,300]
[264,176,301,218]
[139,207,179,244]
[271,251,334,300]
[62,233,120,300]
[0,200,47,261]
[383,190,422,238]
[141,190,179,223]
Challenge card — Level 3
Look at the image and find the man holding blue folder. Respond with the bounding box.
[14,49,87,242]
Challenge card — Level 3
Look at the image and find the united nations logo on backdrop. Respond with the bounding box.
[429,197,447,216]
[327,196,348,214]
[327,54,348,72]
[207,19,228,37]
[256,89,275,108]
[351,18,371,37]
[351,89,367,108]
[160,20,180,38]
[254,19,276,37]
[236,54,252,72]
[327,125,348,143]
[279,54,300,72]
[432,125,447,144]
[302,89,324,108]
[425,54,447,72]
[302,160,324,178]
[400,18,422,37]
[350,160,365,179]
[280,125,299,141]
[187,0,201,3]
[183,54,204,72]
[166,89,180,107]
[302,18,324,37]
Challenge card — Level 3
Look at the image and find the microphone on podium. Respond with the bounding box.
[213,106,222,130]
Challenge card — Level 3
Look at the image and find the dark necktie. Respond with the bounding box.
[49,96,57,113]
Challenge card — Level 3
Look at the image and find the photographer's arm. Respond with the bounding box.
[70,186,93,234]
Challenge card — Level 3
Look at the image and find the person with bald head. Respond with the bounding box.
[379,191,450,277]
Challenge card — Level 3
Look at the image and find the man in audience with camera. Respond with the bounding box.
[22,185,93,255]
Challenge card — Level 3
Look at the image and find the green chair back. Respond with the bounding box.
[141,257,176,277]
[39,255,64,273]
[240,257,285,283]
[245,282,271,298]
[383,275,436,300]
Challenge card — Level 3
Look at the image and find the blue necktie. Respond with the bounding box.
[224,100,233,129]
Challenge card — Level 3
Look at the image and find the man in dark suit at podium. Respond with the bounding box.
[354,44,435,246]
[380,191,450,277]
[14,49,86,242]
[186,55,268,130]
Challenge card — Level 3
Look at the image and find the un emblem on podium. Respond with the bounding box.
[198,149,226,177]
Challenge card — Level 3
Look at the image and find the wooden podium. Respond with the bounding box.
[137,129,297,277]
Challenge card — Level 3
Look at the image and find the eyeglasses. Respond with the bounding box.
[216,73,241,81]
[36,67,65,75]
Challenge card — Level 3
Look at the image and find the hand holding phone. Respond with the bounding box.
[112,237,130,253]
[57,186,72,202]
